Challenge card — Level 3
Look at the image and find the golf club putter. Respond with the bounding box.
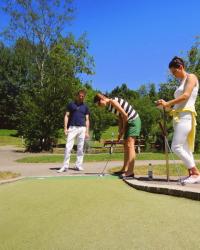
[159,121,184,185]
[99,133,114,177]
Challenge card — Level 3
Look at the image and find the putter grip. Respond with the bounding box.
[159,121,167,136]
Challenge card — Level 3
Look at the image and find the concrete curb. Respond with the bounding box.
[124,178,200,201]
[0,176,25,185]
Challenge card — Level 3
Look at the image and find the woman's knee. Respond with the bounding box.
[125,137,134,147]
[171,143,182,154]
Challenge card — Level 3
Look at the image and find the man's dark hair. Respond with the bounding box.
[169,56,185,69]
[77,89,87,96]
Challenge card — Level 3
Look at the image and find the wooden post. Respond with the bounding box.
[163,109,169,182]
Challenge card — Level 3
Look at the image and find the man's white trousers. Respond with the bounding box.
[63,126,86,169]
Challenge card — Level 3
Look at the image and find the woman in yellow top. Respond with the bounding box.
[156,56,200,184]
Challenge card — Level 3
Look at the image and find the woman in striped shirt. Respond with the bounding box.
[94,93,141,179]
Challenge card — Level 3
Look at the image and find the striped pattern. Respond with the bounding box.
[108,97,138,120]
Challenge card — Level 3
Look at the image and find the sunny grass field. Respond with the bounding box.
[0,171,20,180]
[16,152,200,163]
[57,125,119,146]
[0,127,118,148]
[110,163,200,177]
[16,152,167,163]
[0,129,24,147]
[0,176,200,250]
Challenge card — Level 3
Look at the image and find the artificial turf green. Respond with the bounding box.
[0,177,200,250]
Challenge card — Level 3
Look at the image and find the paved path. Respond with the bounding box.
[0,145,189,177]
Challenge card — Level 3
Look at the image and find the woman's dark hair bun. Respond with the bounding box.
[169,56,185,69]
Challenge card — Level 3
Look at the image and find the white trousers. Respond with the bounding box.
[63,126,86,169]
[171,112,195,169]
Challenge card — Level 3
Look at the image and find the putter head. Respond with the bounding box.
[179,179,185,186]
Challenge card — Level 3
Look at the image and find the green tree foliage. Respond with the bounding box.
[109,83,139,101]
[133,92,160,147]
[84,85,116,141]
[185,39,200,151]
[186,38,200,78]
[158,80,178,101]
[16,35,93,151]
[1,1,200,152]
[107,83,161,147]
[148,83,158,101]
[0,42,17,128]
[1,0,94,151]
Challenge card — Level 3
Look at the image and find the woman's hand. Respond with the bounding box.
[155,99,170,108]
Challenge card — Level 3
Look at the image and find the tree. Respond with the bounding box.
[1,0,94,151]
[110,83,139,101]
[133,95,160,145]
[16,35,93,151]
[137,84,148,97]
[0,42,16,128]
[148,83,158,102]
[186,38,200,78]
[2,0,74,87]
[186,39,200,152]
[158,80,178,101]
[84,86,115,141]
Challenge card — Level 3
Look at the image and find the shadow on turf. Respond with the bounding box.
[49,167,78,171]
[49,167,108,176]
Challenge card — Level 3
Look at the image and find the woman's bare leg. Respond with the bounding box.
[124,137,136,176]
[121,142,129,172]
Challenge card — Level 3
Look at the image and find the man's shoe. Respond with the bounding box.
[75,166,84,171]
[183,175,200,184]
[57,167,67,173]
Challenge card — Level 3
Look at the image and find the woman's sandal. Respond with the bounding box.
[122,174,135,180]
[113,170,125,176]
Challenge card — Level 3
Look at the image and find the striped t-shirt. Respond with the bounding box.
[107,97,138,120]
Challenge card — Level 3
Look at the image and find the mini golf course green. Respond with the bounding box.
[0,176,200,250]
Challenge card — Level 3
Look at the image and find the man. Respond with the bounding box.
[57,89,90,173]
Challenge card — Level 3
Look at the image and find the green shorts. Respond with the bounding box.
[124,116,141,139]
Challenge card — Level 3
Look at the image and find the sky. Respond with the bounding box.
[69,0,200,91]
[0,0,200,92]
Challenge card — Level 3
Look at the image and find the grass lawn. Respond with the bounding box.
[110,163,200,177]
[0,127,119,148]
[0,171,20,180]
[0,177,200,250]
[17,152,164,163]
[57,126,119,146]
[16,152,200,163]
[0,129,24,147]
